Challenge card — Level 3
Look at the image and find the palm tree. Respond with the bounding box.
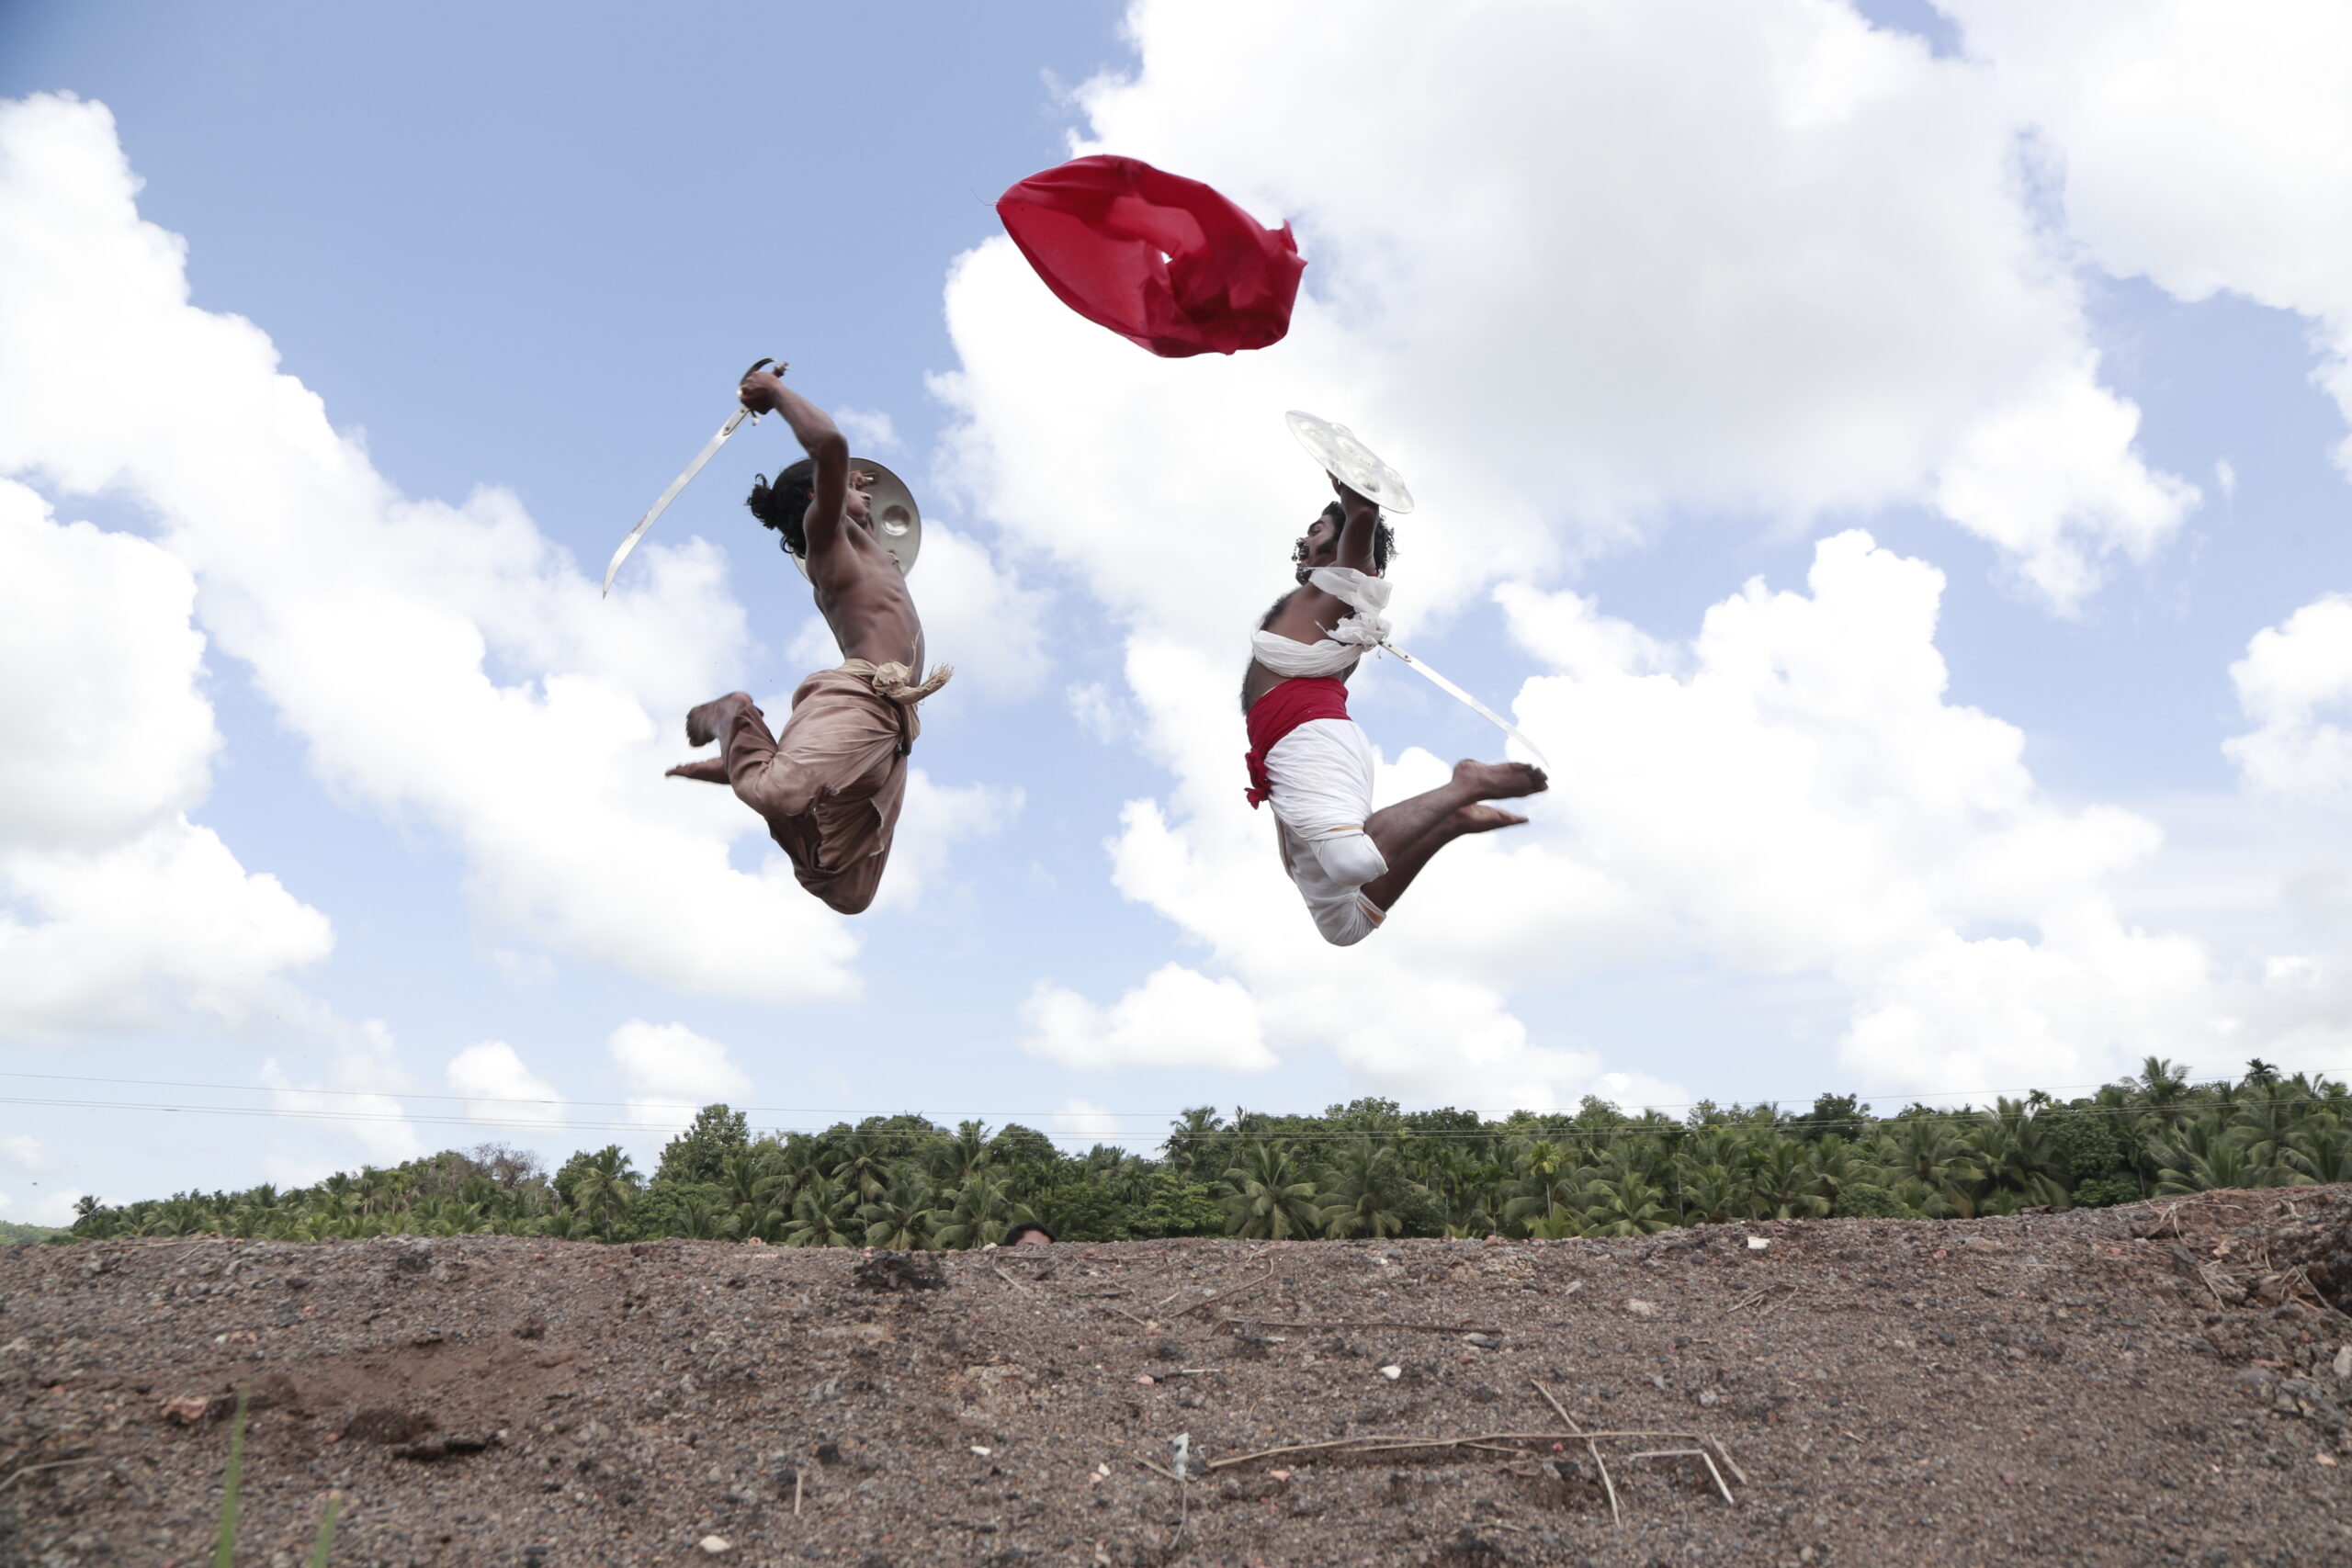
[1673,1161,1747,1224]
[928,1170,1018,1249]
[861,1170,942,1249]
[568,1145,640,1240]
[1163,1108,1228,1180]
[1503,1141,1586,1236]
[781,1172,861,1247]
[929,1122,995,1188]
[2149,1112,2285,1195]
[2233,1081,2306,1180]
[1744,1135,1830,1221]
[833,1132,894,1205]
[1584,1166,1672,1235]
[2137,1056,2194,1131]
[676,1193,732,1240]
[1320,1138,1414,1239]
[1962,1100,2068,1209]
[1873,1117,1984,1217]
[1804,1134,1867,1213]
[1219,1141,1321,1240]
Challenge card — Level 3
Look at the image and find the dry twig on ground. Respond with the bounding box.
[1168,1267,1282,1318]
[1532,1377,1619,1528]
[1211,1316,1501,1337]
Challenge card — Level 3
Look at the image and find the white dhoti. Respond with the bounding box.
[1263,717,1387,946]
[1248,566,1396,946]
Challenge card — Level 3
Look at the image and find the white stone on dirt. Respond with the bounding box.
[697,1537,732,1555]
[1380,1364,1402,1380]
[2333,1344,2351,1382]
[1627,1299,1659,1318]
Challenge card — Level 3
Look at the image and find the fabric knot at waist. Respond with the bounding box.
[1243,675,1352,807]
[840,658,954,746]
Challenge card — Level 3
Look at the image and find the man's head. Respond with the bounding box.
[1293,501,1396,583]
[747,459,875,557]
[1005,1222,1055,1247]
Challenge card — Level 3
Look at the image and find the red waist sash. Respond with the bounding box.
[1243,677,1351,807]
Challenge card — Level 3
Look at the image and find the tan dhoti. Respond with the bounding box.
[717,660,951,915]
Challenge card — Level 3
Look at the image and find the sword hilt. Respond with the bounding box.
[739,356,786,422]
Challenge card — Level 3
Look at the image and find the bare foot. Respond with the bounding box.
[684,693,754,748]
[1450,803,1529,834]
[1452,758,1549,799]
[664,758,729,784]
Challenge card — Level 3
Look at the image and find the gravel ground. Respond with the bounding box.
[6,1189,2352,1567]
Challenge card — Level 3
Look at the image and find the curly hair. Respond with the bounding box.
[1293,501,1396,575]
[746,457,816,558]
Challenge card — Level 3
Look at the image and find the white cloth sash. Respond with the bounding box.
[1248,568,1393,678]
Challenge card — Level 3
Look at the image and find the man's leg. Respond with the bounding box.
[1358,759,1545,912]
[669,691,822,818]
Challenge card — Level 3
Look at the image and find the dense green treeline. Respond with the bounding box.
[60,1057,2352,1247]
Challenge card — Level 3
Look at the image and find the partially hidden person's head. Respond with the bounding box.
[747,459,874,557]
[1293,501,1396,584]
[1005,1222,1055,1247]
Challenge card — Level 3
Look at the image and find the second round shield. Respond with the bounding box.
[1285,410,1415,514]
[789,457,923,579]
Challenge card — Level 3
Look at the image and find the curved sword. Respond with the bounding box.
[601,356,782,598]
[1378,640,1550,770]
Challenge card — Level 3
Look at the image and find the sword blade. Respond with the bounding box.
[1380,641,1551,770]
[601,407,753,597]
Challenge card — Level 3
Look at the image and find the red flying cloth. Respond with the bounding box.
[997,154,1306,358]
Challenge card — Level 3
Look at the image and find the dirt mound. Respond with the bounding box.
[5,1192,2350,1566]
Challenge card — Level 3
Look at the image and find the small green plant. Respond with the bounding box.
[212,1392,245,1568]
[210,1388,340,1566]
[309,1494,342,1567]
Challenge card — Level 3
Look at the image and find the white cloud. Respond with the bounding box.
[2226,594,2352,803]
[0,479,214,850]
[1022,963,1275,1072]
[446,1041,567,1127]
[1944,0,2352,470]
[925,1,2245,1106]
[0,1134,43,1174]
[1068,681,1127,743]
[1034,532,2230,1103]
[1055,1097,1151,1152]
[833,406,903,456]
[0,479,335,1042]
[1,821,334,1041]
[0,94,882,1006]
[261,1035,423,1167]
[902,522,1052,699]
[866,769,1023,916]
[937,0,2193,631]
[607,1018,752,1135]
[1508,531,2220,1090]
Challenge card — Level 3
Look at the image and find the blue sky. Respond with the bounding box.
[4,1,2352,1221]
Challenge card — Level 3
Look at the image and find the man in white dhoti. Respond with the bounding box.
[1240,479,1548,944]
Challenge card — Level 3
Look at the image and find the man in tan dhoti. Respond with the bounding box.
[664,367,949,915]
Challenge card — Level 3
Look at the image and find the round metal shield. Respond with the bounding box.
[788,457,923,579]
[1285,410,1415,514]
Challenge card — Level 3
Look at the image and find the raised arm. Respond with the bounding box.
[740,367,850,550]
[1331,476,1382,576]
